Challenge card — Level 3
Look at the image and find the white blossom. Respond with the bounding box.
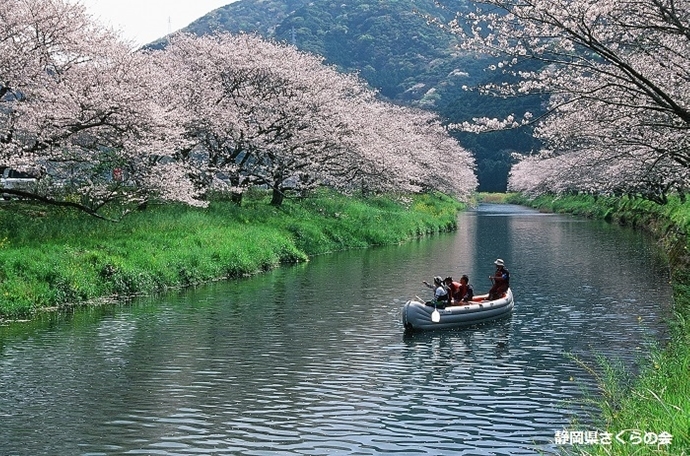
[448,0,690,201]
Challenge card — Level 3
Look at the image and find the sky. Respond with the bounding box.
[75,0,238,46]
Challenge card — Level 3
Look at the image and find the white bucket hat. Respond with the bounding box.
[494,258,505,267]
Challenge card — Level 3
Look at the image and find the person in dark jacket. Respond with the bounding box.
[457,274,474,304]
[488,259,510,300]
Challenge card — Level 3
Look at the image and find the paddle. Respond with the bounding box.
[431,306,441,323]
[417,295,440,323]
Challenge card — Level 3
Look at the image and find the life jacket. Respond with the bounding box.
[448,281,461,299]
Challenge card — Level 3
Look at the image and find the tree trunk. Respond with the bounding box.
[230,191,243,206]
[270,187,284,206]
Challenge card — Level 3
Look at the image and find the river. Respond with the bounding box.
[0,204,673,455]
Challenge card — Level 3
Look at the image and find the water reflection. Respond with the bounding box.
[0,204,672,455]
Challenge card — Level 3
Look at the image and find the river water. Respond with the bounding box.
[0,204,673,455]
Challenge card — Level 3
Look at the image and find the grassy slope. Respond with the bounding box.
[503,193,690,455]
[0,191,462,319]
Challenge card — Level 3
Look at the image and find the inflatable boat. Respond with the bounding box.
[402,288,514,331]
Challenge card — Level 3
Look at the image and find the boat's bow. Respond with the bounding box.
[402,299,434,330]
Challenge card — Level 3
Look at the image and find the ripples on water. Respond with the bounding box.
[0,205,672,455]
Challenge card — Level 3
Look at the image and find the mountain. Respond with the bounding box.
[158,0,544,192]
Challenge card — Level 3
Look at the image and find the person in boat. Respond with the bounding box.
[457,274,474,304]
[423,276,449,304]
[445,275,474,305]
[488,259,510,300]
[444,276,461,304]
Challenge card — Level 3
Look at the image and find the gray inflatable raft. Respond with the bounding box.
[402,288,514,331]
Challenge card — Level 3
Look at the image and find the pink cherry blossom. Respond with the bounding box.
[1,1,477,218]
[449,0,690,201]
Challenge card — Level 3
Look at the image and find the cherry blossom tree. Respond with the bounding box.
[1,1,476,217]
[448,0,690,201]
[155,33,375,206]
[0,0,201,219]
[342,99,476,198]
[155,32,477,205]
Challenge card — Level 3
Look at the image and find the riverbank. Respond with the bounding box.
[0,191,463,320]
[503,193,689,455]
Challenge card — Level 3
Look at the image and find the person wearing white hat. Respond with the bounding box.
[422,276,449,304]
[488,258,510,300]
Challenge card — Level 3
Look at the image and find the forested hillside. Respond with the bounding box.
[161,0,544,191]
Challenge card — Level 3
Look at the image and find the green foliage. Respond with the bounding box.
[0,192,463,319]
[271,0,460,97]
[565,351,690,455]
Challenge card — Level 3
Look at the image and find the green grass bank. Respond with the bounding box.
[504,193,689,455]
[0,191,463,320]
